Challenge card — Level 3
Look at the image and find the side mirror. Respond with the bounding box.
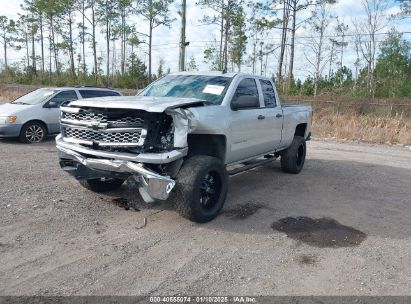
[47,101,58,108]
[61,100,73,107]
[231,95,259,110]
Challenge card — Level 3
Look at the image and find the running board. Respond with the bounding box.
[228,157,276,176]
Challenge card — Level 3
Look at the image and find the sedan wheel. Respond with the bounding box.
[20,123,46,143]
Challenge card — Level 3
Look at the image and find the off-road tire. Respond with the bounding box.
[19,121,47,143]
[79,178,125,193]
[174,155,228,223]
[280,136,306,174]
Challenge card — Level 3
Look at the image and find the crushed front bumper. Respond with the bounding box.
[56,136,177,203]
[56,134,188,164]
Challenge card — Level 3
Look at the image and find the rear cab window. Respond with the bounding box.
[79,90,121,99]
[259,79,277,108]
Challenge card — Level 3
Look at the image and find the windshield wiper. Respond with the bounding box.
[12,102,29,105]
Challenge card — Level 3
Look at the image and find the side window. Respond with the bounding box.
[80,90,120,99]
[104,91,121,97]
[235,78,259,99]
[49,90,78,106]
[232,78,260,109]
[259,79,276,107]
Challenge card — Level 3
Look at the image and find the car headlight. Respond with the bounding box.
[0,116,17,124]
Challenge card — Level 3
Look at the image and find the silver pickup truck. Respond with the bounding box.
[56,72,312,222]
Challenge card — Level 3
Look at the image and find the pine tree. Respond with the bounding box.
[0,16,16,70]
[135,0,175,83]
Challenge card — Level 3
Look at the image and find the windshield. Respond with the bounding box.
[11,88,56,105]
[141,75,232,105]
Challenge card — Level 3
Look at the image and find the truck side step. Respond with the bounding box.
[228,157,276,176]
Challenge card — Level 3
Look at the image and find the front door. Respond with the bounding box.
[42,90,79,133]
[229,78,271,163]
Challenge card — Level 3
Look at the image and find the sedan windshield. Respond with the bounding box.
[11,88,55,105]
[141,75,232,105]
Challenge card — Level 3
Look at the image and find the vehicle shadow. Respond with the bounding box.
[0,135,57,145]
[106,158,411,241]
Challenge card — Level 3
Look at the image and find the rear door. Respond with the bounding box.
[229,77,274,163]
[257,79,283,150]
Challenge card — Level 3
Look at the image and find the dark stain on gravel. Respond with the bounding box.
[271,217,366,248]
[111,197,140,211]
[297,254,317,265]
[224,203,264,220]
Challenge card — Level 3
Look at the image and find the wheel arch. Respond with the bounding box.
[187,134,227,163]
[20,119,49,134]
[294,123,307,138]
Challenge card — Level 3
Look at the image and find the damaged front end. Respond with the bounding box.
[56,103,196,203]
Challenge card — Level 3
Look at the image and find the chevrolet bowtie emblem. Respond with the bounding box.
[90,121,105,130]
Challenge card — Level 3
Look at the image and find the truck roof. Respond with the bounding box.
[170,71,272,80]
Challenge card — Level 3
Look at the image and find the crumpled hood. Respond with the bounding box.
[68,96,204,112]
[0,103,35,116]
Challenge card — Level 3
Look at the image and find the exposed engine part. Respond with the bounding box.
[165,108,195,148]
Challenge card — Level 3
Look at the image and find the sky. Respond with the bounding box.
[0,0,410,80]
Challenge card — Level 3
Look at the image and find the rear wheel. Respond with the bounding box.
[19,122,47,143]
[280,136,306,174]
[174,155,228,223]
[79,178,125,193]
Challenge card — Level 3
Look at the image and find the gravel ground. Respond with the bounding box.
[0,138,410,296]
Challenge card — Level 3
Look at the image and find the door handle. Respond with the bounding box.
[276,113,283,118]
[258,115,265,120]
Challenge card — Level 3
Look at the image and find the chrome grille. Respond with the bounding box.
[62,111,144,127]
[62,111,107,123]
[63,126,142,145]
[60,107,146,147]
[107,116,144,126]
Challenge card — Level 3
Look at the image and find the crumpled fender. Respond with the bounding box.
[165,108,197,148]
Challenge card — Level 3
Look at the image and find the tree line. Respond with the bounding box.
[0,0,410,98]
[0,0,174,88]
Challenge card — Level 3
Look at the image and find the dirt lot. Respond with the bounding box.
[0,139,410,296]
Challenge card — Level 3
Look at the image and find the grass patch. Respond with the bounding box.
[313,110,411,146]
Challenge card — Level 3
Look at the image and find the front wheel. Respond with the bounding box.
[79,178,125,193]
[280,136,306,174]
[19,122,47,143]
[174,155,228,223]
